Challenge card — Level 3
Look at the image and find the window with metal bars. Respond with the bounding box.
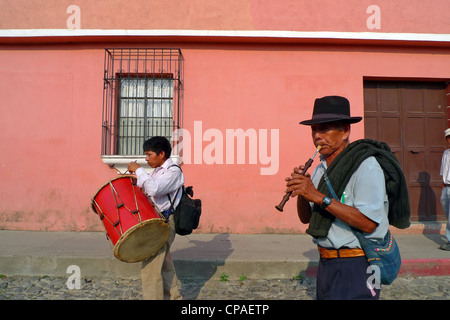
[102,48,183,156]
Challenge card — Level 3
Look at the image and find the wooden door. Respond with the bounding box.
[364,81,447,222]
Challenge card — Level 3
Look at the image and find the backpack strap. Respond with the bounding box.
[166,187,181,219]
[167,163,182,172]
[165,163,183,218]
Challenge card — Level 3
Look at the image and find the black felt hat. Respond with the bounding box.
[299,96,362,125]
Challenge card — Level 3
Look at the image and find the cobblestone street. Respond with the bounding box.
[1,275,449,300]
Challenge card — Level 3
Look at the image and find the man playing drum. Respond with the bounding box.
[128,136,184,300]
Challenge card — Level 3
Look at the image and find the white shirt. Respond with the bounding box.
[135,158,184,213]
[441,149,450,185]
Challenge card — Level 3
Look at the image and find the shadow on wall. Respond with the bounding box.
[417,171,447,247]
[417,172,437,221]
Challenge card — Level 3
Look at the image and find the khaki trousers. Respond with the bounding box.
[141,217,182,300]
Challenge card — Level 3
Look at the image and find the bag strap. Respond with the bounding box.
[167,188,181,212]
[167,163,182,172]
[323,170,389,242]
[167,162,184,200]
[164,163,183,219]
[323,170,339,201]
[323,170,362,236]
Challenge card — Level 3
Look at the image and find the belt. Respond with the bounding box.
[318,246,366,259]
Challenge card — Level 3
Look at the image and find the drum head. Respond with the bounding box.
[113,218,171,263]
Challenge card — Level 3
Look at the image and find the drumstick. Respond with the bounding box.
[112,166,124,174]
[109,164,124,175]
[275,145,322,212]
[124,160,138,174]
[109,160,137,175]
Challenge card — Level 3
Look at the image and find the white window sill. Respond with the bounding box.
[101,155,181,174]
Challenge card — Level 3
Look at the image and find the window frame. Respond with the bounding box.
[101,48,183,172]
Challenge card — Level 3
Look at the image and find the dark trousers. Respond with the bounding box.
[316,256,381,300]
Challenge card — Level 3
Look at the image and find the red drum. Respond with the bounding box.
[91,175,170,263]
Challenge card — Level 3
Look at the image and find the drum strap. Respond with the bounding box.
[130,177,143,222]
[92,199,119,234]
[108,178,143,234]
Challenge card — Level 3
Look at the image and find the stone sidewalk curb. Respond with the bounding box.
[0,230,449,280]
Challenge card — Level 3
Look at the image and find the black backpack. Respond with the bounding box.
[167,165,202,235]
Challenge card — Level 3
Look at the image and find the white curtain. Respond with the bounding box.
[118,79,174,155]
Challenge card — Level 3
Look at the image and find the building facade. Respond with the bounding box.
[1,0,449,233]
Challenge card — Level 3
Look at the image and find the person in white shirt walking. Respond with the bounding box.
[128,136,184,299]
[440,128,450,251]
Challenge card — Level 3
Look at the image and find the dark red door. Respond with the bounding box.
[364,81,447,222]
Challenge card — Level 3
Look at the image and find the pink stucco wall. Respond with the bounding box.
[0,0,449,233]
[0,0,449,34]
[1,42,449,233]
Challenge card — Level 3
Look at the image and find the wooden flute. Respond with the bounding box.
[275,145,322,212]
